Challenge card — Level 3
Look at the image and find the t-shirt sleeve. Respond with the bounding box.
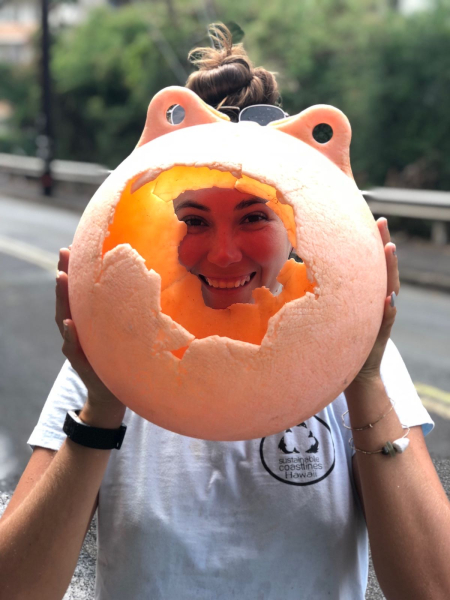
[380,339,434,437]
[27,360,88,451]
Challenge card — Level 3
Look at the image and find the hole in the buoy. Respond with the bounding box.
[289,250,303,263]
[313,123,333,144]
[166,104,185,125]
[103,167,316,346]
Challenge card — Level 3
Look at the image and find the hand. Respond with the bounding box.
[56,248,126,423]
[350,217,400,387]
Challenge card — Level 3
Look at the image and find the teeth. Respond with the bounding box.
[205,275,251,289]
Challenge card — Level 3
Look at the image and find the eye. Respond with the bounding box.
[180,216,206,227]
[242,212,269,225]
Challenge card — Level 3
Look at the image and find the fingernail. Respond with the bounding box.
[392,244,397,257]
[390,292,396,308]
[63,320,71,340]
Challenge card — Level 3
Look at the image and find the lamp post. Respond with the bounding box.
[38,0,53,196]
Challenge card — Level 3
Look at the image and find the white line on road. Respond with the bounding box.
[0,234,57,273]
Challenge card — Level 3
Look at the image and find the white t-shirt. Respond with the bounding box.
[28,339,433,600]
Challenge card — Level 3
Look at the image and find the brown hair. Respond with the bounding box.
[186,23,281,119]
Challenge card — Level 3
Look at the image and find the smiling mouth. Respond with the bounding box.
[199,272,256,290]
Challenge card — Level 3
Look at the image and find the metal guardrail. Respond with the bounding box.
[362,188,450,244]
[0,153,109,185]
[0,154,449,244]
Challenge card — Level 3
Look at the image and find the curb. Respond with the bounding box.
[400,270,450,293]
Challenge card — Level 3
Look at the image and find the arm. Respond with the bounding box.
[346,218,450,599]
[0,249,126,600]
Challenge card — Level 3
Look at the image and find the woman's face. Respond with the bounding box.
[174,188,292,310]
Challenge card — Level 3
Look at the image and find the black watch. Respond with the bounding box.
[63,410,127,450]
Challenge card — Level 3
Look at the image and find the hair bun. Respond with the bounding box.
[186,23,280,116]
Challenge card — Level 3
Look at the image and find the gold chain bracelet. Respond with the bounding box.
[350,427,411,456]
[341,401,395,431]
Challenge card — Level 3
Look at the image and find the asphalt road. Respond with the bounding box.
[0,196,80,489]
[1,193,449,486]
[1,194,449,599]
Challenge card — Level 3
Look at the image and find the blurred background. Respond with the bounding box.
[2,0,450,190]
[1,3,449,596]
[1,0,449,486]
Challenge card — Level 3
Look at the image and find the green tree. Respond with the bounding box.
[3,0,450,190]
[217,0,450,189]
[51,3,200,166]
[0,62,38,155]
[362,2,450,189]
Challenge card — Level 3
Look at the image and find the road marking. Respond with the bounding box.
[415,383,450,404]
[0,235,57,273]
[1,237,449,421]
[415,382,450,420]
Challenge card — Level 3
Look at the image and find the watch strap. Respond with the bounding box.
[63,410,127,450]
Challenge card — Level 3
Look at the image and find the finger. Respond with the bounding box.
[377,293,397,347]
[372,294,398,360]
[377,217,391,247]
[55,270,72,335]
[61,319,92,382]
[385,242,400,297]
[357,293,398,378]
[62,320,118,402]
[57,247,70,275]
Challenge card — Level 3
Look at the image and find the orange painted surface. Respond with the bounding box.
[103,168,315,345]
[68,86,386,441]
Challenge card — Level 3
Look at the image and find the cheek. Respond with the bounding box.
[178,233,206,270]
[243,226,289,268]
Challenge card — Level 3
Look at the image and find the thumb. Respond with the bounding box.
[378,292,397,346]
[62,319,91,378]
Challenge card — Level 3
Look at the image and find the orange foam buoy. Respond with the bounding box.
[69,86,386,441]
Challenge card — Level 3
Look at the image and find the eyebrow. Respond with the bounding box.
[174,198,268,213]
[235,198,268,210]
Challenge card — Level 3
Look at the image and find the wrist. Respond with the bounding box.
[344,377,405,451]
[80,397,126,429]
[344,376,389,424]
[64,409,127,450]
[345,373,384,398]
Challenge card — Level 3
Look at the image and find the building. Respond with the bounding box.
[0,2,39,65]
[0,0,108,65]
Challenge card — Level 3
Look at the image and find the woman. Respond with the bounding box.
[174,187,292,309]
[1,24,449,600]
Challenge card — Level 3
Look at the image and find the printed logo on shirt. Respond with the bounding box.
[259,416,335,486]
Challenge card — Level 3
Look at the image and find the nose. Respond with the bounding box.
[207,228,242,268]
